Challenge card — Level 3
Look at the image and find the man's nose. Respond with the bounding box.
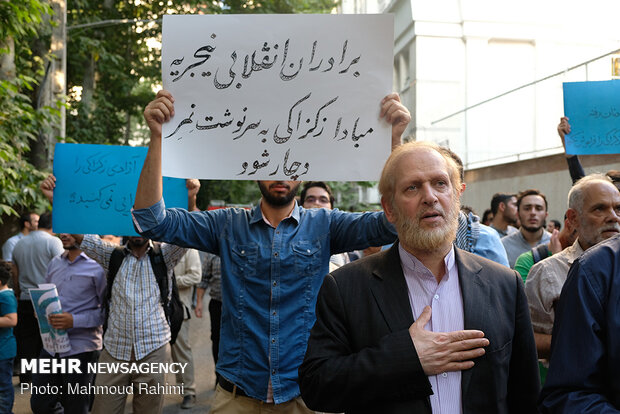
[420,183,438,205]
[605,208,620,223]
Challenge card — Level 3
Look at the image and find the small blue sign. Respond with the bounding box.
[563,80,620,155]
[52,143,187,236]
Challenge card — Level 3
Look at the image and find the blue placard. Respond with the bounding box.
[563,80,620,155]
[52,143,187,236]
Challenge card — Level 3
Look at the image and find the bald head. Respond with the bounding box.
[379,141,462,254]
[567,174,620,250]
[379,141,462,207]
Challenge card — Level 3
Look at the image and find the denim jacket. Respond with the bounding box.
[132,199,397,403]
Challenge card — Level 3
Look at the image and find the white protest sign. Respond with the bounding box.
[161,14,394,181]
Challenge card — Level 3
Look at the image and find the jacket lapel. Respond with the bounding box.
[369,242,415,332]
[455,248,488,400]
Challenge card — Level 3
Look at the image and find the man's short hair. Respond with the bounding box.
[439,147,464,183]
[568,173,613,213]
[38,212,53,230]
[461,205,475,216]
[549,219,562,231]
[379,141,462,205]
[19,212,35,230]
[482,208,493,223]
[300,182,335,208]
[516,189,548,211]
[491,193,516,215]
[0,261,11,285]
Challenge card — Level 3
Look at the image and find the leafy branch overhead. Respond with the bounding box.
[0,0,339,226]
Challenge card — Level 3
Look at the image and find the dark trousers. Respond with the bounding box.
[0,358,14,414]
[15,299,42,383]
[30,349,100,414]
[209,298,222,365]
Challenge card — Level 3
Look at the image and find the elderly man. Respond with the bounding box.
[525,174,620,370]
[298,141,539,414]
[539,234,620,413]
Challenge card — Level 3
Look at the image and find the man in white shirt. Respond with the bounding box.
[525,174,620,364]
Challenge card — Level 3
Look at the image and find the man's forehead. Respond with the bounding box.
[521,195,545,206]
[582,181,620,205]
[396,148,449,174]
[306,187,329,196]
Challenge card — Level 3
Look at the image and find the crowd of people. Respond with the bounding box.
[0,92,618,414]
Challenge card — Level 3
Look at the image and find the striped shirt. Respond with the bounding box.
[198,251,221,302]
[400,244,463,414]
[80,234,186,361]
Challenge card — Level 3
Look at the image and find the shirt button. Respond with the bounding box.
[434,294,439,300]
[272,311,276,316]
[241,250,245,254]
[272,369,276,375]
[274,252,278,257]
[273,281,277,286]
[442,373,448,378]
[306,249,310,253]
[271,338,275,343]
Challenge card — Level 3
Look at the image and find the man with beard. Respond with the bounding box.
[39,174,188,414]
[72,234,186,414]
[30,233,105,414]
[489,193,519,237]
[298,141,539,414]
[525,174,620,380]
[132,90,409,413]
[501,189,552,268]
[2,212,39,263]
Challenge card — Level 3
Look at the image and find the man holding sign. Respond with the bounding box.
[132,88,409,412]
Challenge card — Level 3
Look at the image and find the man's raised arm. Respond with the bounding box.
[380,93,410,149]
[135,89,175,210]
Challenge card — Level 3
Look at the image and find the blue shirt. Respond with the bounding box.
[456,212,509,267]
[0,288,17,360]
[132,199,396,403]
[46,252,106,357]
[475,223,509,267]
[540,234,620,413]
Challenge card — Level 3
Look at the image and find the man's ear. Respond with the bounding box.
[498,202,506,213]
[381,196,396,224]
[566,208,579,230]
[460,182,466,194]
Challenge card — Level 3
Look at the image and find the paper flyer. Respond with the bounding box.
[29,284,71,355]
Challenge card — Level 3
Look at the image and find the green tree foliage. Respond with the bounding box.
[1,0,341,225]
[64,0,339,205]
[0,0,58,222]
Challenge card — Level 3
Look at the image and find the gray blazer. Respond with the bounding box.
[299,242,540,414]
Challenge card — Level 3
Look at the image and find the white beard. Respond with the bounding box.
[393,198,460,251]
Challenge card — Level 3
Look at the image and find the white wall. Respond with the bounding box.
[387,0,620,169]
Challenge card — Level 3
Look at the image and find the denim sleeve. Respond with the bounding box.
[131,198,222,253]
[328,209,397,255]
[474,224,510,267]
